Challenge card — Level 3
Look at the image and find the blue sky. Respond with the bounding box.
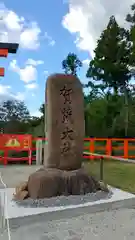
[0,0,90,116]
[0,0,133,116]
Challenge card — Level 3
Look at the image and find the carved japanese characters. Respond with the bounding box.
[44,74,85,170]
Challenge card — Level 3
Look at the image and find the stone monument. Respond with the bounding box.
[14,74,107,200]
[44,73,84,170]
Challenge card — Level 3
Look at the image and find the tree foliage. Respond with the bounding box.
[62,52,82,75]
[86,16,132,93]
[0,100,30,134]
[86,15,135,137]
[0,100,30,122]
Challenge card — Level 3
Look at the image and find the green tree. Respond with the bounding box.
[39,103,44,116]
[84,92,129,137]
[39,103,45,122]
[86,16,132,136]
[62,52,82,75]
[28,103,45,137]
[0,100,30,134]
[0,100,30,122]
[126,3,135,79]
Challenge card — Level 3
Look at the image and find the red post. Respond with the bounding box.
[0,49,8,57]
[0,68,4,76]
[106,139,112,157]
[89,138,94,160]
[28,149,32,165]
[3,148,8,165]
[124,139,128,159]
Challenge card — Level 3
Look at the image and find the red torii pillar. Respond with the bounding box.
[0,42,19,76]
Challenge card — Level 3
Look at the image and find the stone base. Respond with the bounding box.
[13,167,108,200]
[1,187,135,231]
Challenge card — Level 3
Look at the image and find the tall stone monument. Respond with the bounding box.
[44,74,84,170]
[14,74,105,200]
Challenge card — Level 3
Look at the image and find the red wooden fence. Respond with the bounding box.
[83,138,135,160]
[0,135,135,165]
[0,134,32,165]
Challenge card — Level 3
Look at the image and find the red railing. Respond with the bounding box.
[0,136,135,165]
[83,138,135,160]
[1,148,32,165]
[0,134,32,165]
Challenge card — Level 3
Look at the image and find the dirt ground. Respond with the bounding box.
[0,165,41,188]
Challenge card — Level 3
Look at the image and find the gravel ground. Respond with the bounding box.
[1,208,135,240]
[14,190,112,208]
[0,165,39,188]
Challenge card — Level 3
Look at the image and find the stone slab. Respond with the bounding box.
[1,186,135,230]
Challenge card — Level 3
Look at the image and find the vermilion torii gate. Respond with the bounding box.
[0,42,19,76]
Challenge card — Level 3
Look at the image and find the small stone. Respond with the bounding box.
[15,181,28,194]
[13,190,28,200]
[99,181,109,192]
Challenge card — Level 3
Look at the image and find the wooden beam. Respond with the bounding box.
[0,49,8,57]
[0,68,5,76]
[0,43,19,53]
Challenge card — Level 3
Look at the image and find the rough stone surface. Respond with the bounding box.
[99,181,109,192]
[15,181,28,194]
[27,168,62,199]
[27,167,102,199]
[13,190,28,200]
[44,74,85,171]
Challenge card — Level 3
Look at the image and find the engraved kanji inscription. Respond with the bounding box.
[60,84,73,104]
[61,141,70,154]
[61,126,73,140]
[61,106,72,123]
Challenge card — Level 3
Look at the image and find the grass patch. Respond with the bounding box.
[84,160,135,194]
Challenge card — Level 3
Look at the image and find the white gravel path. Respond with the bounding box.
[1,208,135,240]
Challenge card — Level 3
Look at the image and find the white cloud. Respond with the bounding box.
[25,58,44,66]
[82,59,90,66]
[0,84,25,102]
[0,3,56,50]
[0,84,11,95]
[13,92,25,101]
[9,59,37,83]
[3,10,24,31]
[62,0,135,58]
[9,59,18,71]
[17,65,37,83]
[0,3,41,49]
[44,32,55,46]
[31,110,42,117]
[20,22,41,50]
[43,70,49,76]
[25,83,38,89]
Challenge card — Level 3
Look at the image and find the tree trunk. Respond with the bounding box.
[124,87,129,137]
